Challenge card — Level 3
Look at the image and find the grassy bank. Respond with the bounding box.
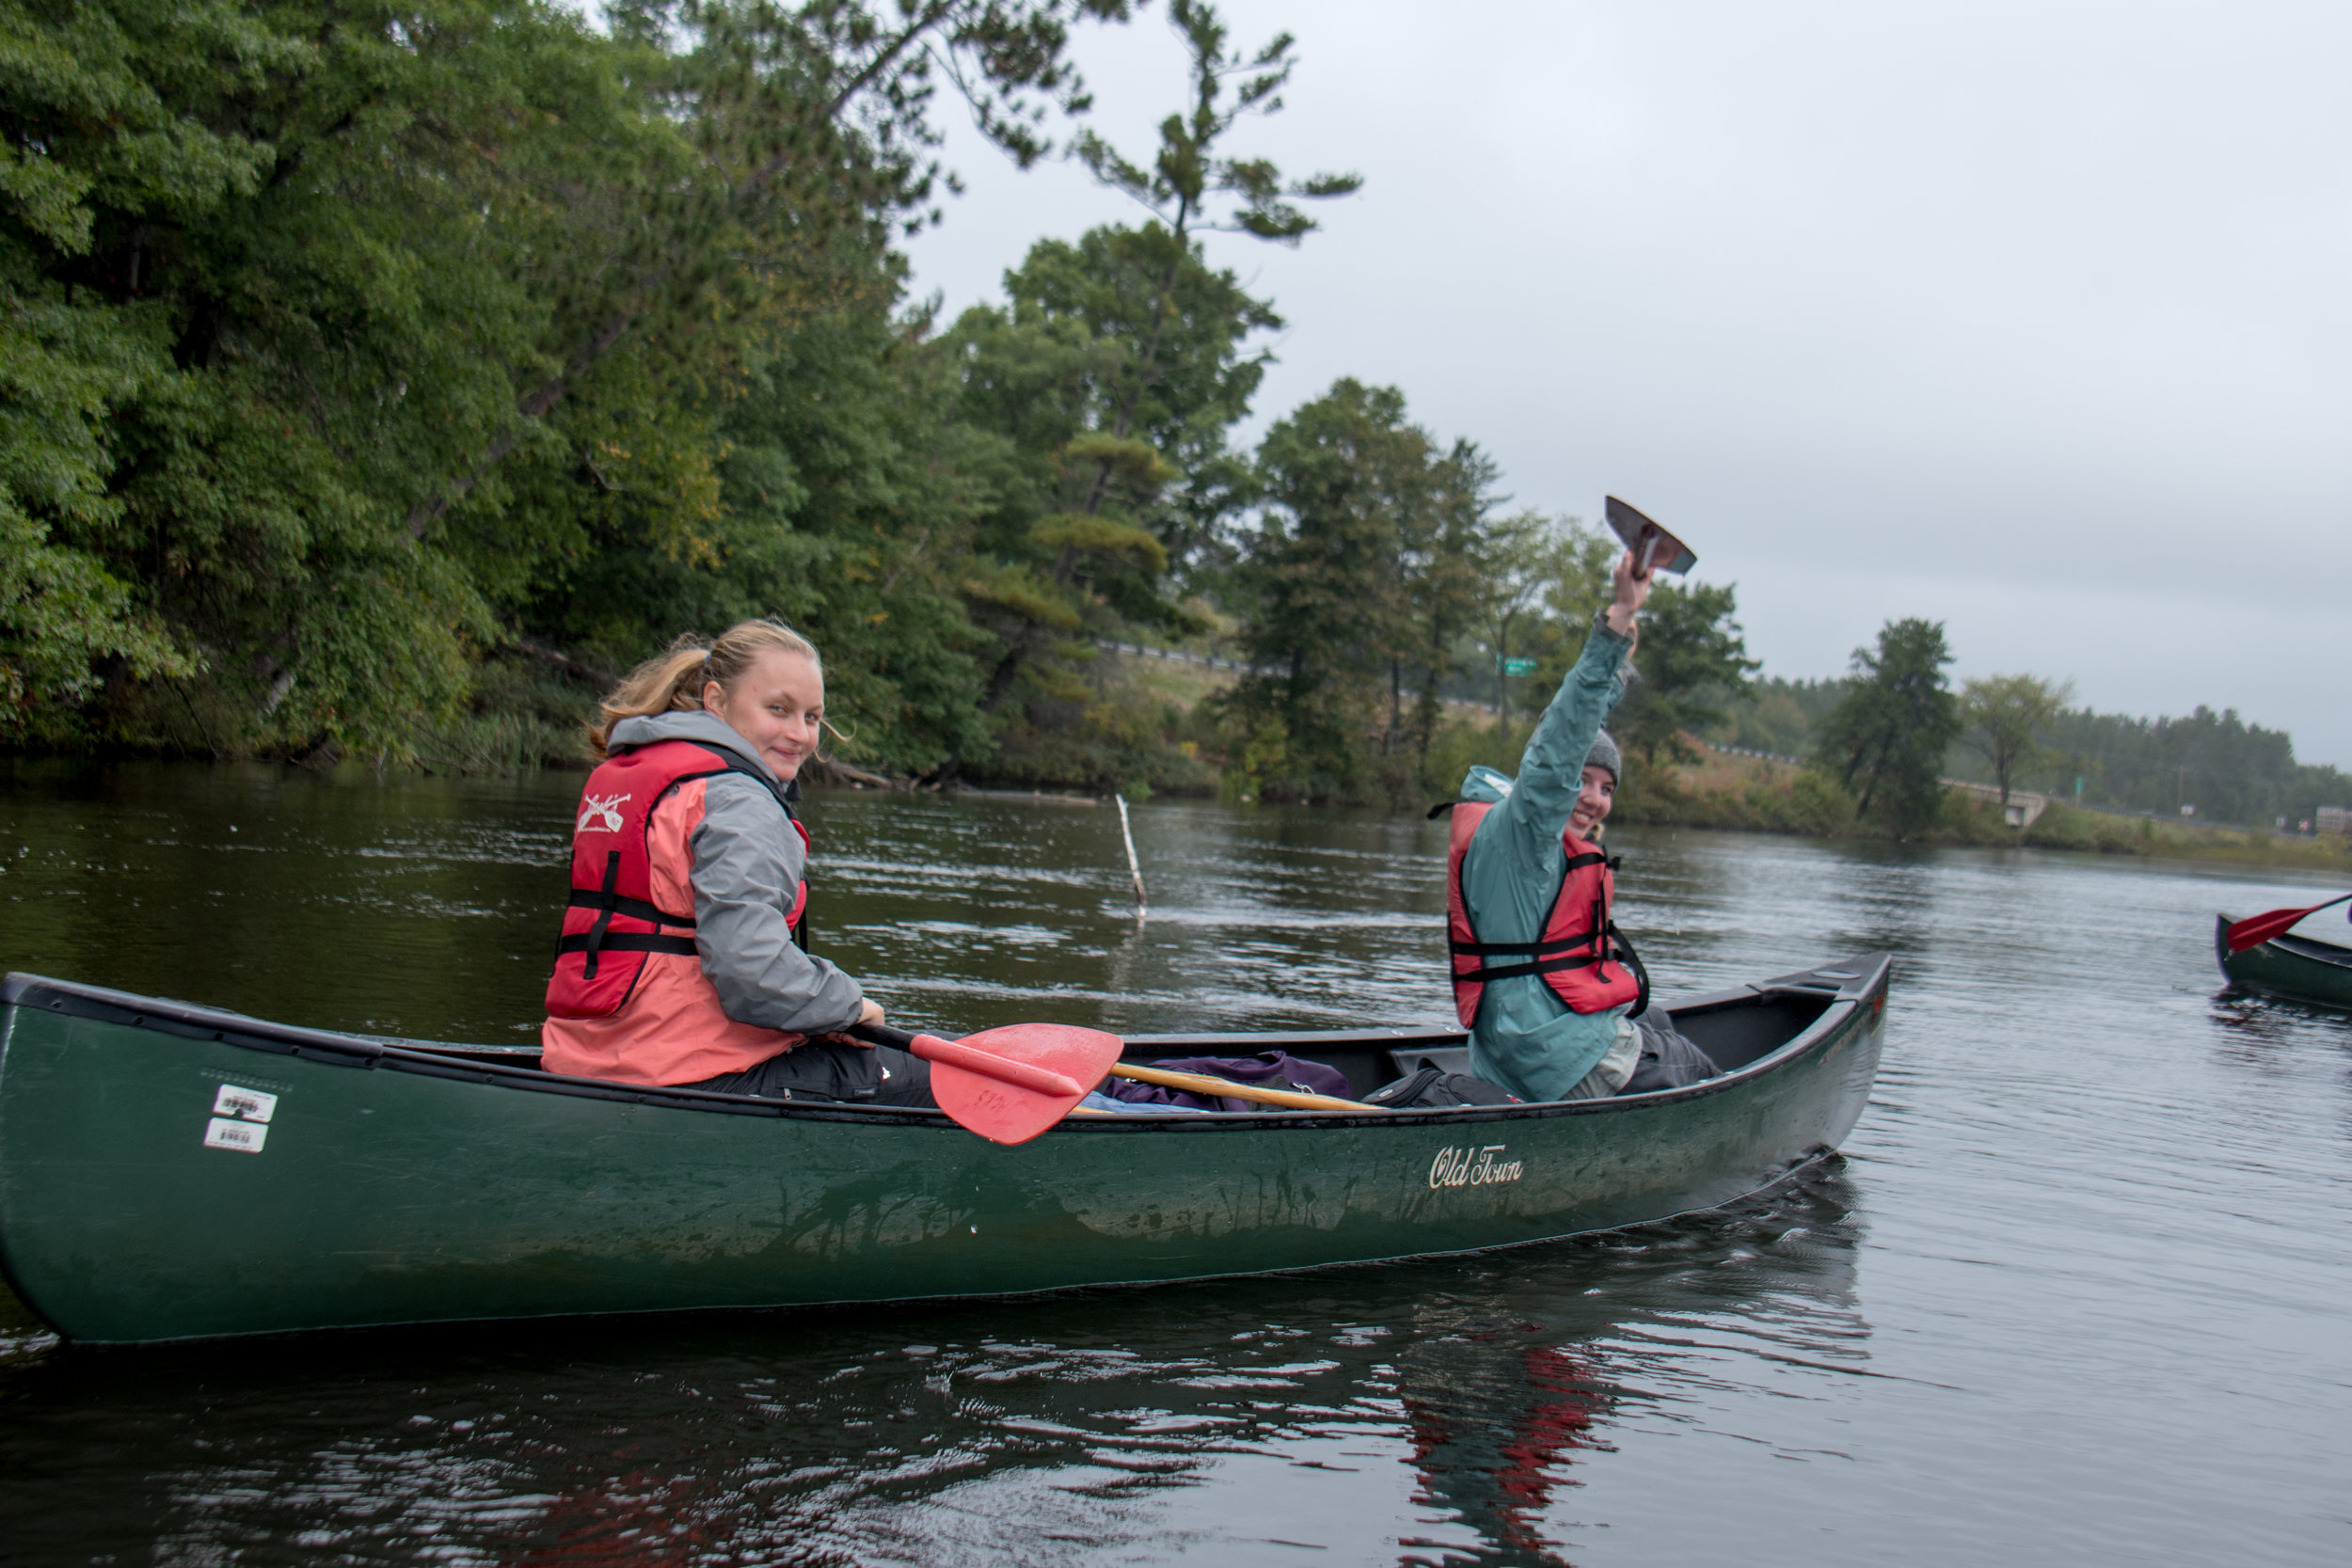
[1613,746,2352,874]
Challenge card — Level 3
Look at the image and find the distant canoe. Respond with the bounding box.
[2214,915,2352,1009]
[0,958,1888,1345]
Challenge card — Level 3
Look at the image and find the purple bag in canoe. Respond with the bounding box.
[1098,1052,1352,1112]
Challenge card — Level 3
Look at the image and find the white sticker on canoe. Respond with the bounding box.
[1430,1144,1523,1189]
[212,1084,277,1123]
[202,1117,269,1153]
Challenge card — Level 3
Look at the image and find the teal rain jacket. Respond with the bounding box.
[1458,620,1635,1101]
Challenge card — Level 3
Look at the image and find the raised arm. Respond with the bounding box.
[1477,551,1653,868]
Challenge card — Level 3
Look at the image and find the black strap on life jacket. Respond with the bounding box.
[1447,851,1613,981]
[558,929,700,962]
[560,849,699,978]
[1608,921,1650,1018]
[1437,789,1646,1011]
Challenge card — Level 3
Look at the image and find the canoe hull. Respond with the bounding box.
[2215,914,2352,1009]
[0,961,1886,1343]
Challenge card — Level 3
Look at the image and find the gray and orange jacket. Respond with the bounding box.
[540,711,865,1086]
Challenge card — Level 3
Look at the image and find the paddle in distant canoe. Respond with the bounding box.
[2215,895,2352,1009]
[0,958,1888,1344]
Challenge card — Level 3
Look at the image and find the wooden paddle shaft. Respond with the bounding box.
[1108,1063,1368,1111]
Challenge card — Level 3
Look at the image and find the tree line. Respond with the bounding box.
[1709,629,2352,834]
[7,1,2339,829]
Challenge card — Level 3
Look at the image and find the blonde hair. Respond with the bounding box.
[587,619,822,759]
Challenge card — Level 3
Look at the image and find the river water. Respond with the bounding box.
[0,761,2344,1566]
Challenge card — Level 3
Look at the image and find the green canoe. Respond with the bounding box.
[2214,914,2352,1009]
[0,958,1888,1344]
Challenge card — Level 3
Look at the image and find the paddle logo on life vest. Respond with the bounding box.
[1429,1144,1524,1189]
[576,792,628,833]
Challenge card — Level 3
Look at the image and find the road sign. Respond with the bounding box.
[1500,657,1537,676]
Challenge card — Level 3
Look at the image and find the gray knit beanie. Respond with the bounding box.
[1585,729,1622,784]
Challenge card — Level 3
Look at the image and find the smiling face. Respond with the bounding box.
[1568,764,1617,839]
[704,649,824,781]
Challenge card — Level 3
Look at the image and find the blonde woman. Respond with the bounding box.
[541,620,931,1106]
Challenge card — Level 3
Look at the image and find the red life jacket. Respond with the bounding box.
[1443,800,1644,1027]
[545,739,808,1021]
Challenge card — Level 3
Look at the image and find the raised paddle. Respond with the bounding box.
[1604,496,1697,577]
[2223,892,2352,954]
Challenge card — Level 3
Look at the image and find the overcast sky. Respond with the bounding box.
[896,0,2352,770]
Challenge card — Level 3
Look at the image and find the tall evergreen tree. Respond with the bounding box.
[1227,379,1432,800]
[968,0,1360,715]
[1397,444,1505,764]
[947,225,1278,723]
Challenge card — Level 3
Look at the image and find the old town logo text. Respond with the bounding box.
[1429,1145,1524,1189]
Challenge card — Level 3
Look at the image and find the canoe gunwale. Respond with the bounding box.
[0,956,1886,1134]
[2259,933,2352,968]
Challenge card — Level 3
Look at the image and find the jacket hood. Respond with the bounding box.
[606,710,781,785]
[1458,764,1515,804]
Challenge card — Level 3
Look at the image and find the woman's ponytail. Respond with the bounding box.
[586,621,822,758]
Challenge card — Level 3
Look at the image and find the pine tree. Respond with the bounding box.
[968,0,1360,716]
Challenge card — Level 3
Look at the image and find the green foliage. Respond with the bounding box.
[2017,802,2139,854]
[20,0,2338,832]
[1471,512,1596,735]
[0,0,1128,763]
[1812,617,1963,834]
[946,222,1279,755]
[1072,0,1361,249]
[1224,378,1477,802]
[1961,673,2073,805]
[535,290,1004,776]
[948,0,1358,757]
[1699,675,1847,758]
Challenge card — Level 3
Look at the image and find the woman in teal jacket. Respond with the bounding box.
[1453,548,1718,1101]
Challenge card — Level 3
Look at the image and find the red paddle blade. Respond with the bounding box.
[2226,894,2352,953]
[914,1024,1122,1146]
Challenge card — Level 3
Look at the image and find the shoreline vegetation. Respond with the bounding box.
[9,634,2344,876]
[79,640,2350,878]
[1605,745,2352,874]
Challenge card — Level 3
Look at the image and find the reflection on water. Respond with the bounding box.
[0,1173,1865,1566]
[3,761,2350,1565]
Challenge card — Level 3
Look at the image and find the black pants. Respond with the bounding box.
[1568,1011,1719,1099]
[683,1041,935,1106]
[1620,1012,1719,1094]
